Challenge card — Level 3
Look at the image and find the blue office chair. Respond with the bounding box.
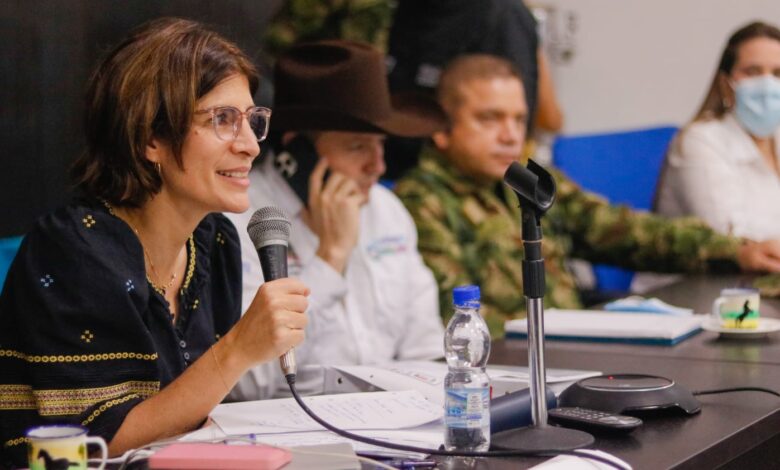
[0,236,24,292]
[552,125,678,292]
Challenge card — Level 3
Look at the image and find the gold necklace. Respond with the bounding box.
[123,216,178,296]
[138,231,177,295]
[102,200,196,297]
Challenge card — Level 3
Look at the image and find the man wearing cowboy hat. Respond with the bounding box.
[226,40,446,399]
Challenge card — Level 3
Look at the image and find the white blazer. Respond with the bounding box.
[656,113,780,240]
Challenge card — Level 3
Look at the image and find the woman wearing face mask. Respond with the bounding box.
[655,21,780,240]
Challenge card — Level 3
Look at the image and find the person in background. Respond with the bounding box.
[0,18,309,468]
[656,21,780,241]
[384,0,563,179]
[226,40,445,400]
[263,0,393,56]
[395,54,780,336]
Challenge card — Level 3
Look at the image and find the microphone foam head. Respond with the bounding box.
[247,206,291,249]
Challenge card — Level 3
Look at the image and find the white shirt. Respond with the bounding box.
[655,113,780,240]
[226,156,444,399]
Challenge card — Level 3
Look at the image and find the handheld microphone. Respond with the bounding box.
[247,206,295,377]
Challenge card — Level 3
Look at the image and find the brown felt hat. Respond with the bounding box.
[271,40,446,137]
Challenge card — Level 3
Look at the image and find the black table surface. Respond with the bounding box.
[482,341,780,469]
[464,274,780,469]
[127,275,780,470]
[532,274,780,366]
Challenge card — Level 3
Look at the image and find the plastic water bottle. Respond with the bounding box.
[444,285,491,451]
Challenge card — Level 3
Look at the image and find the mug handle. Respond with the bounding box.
[86,436,108,470]
[712,297,725,324]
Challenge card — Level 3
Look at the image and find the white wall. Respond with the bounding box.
[533,0,780,134]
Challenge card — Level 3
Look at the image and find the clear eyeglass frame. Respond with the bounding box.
[195,106,272,143]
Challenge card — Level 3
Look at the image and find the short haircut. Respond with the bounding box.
[72,17,259,207]
[436,54,523,119]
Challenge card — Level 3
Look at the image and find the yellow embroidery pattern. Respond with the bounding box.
[0,381,160,416]
[3,436,29,449]
[80,330,94,343]
[82,394,139,425]
[216,232,226,245]
[0,384,35,410]
[182,235,196,291]
[0,349,157,363]
[82,214,96,228]
[192,299,200,310]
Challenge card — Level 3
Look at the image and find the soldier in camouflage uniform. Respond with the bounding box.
[395,54,780,336]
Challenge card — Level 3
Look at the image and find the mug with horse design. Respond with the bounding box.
[26,425,107,470]
[711,287,760,329]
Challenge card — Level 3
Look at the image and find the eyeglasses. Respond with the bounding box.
[195,106,272,142]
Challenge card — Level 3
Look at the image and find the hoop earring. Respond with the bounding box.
[154,162,161,175]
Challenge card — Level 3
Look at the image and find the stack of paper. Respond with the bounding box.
[208,362,603,456]
[505,309,705,345]
[328,361,600,402]
[211,390,440,435]
[209,390,443,455]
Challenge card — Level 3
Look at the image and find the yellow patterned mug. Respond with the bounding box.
[27,425,107,470]
[712,288,761,329]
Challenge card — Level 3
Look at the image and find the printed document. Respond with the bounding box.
[330,361,600,403]
[211,390,441,436]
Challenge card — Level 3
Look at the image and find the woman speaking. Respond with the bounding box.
[0,18,308,468]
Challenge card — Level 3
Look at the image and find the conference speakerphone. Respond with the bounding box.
[559,374,702,415]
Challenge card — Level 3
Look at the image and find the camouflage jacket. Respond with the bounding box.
[395,147,743,336]
[264,0,395,57]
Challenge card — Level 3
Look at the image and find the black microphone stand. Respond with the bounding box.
[491,160,594,451]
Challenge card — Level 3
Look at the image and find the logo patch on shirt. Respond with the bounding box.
[366,236,408,260]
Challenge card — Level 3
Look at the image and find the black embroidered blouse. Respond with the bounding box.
[0,200,242,468]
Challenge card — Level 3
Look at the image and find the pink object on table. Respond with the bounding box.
[148,443,292,469]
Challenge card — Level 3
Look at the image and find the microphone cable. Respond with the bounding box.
[284,374,629,470]
[692,386,780,397]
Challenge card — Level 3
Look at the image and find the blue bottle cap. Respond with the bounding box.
[453,285,480,307]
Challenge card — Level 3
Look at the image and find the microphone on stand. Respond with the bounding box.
[244,200,609,465]
[247,206,295,377]
[491,159,594,452]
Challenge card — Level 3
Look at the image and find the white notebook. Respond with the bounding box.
[505,309,706,345]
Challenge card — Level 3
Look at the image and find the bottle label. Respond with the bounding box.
[445,387,489,429]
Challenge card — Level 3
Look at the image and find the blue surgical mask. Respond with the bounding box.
[732,75,780,138]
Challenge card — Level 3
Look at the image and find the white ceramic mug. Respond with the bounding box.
[27,425,107,470]
[711,288,760,329]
